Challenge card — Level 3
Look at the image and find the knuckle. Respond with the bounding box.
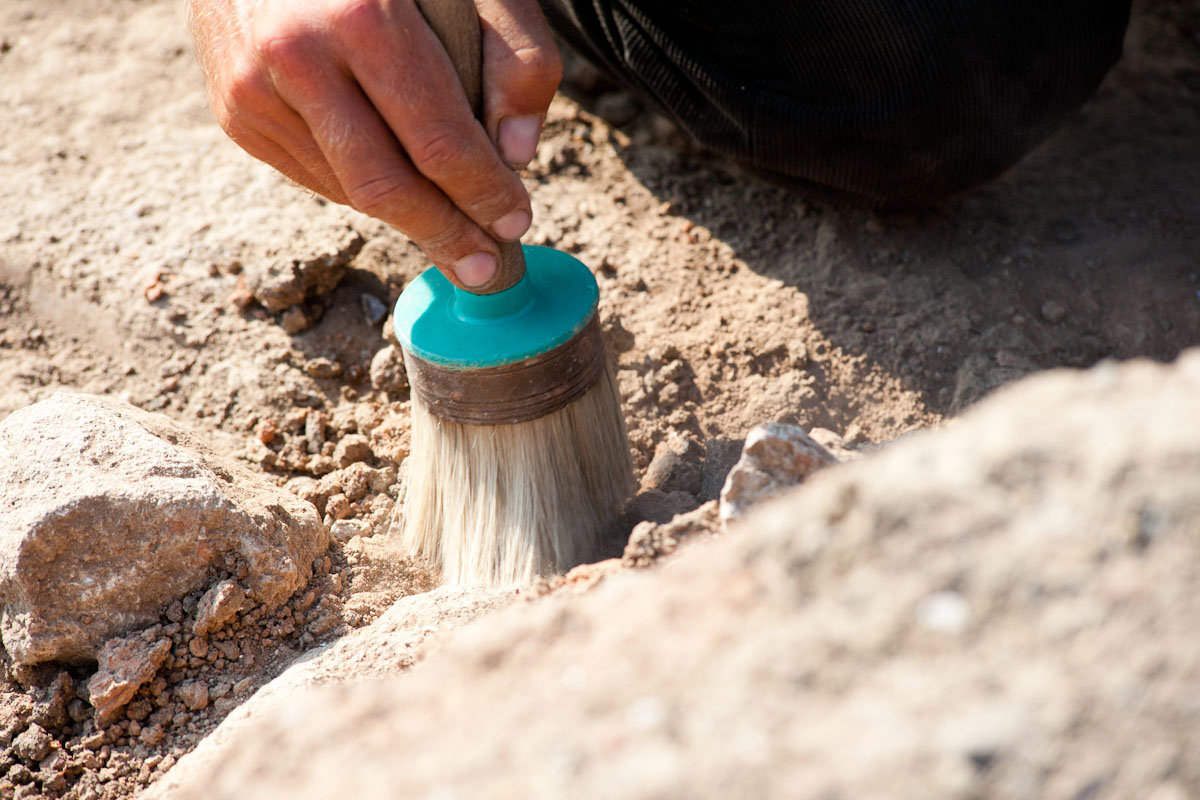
[407,125,476,175]
[504,44,563,94]
[251,17,313,75]
[224,58,273,111]
[347,172,415,218]
[328,0,383,35]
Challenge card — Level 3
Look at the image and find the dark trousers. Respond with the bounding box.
[539,0,1132,204]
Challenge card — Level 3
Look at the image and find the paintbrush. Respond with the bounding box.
[393,0,634,586]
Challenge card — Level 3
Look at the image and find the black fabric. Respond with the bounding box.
[539,0,1132,204]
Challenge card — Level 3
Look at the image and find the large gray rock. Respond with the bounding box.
[0,393,328,665]
[147,350,1200,800]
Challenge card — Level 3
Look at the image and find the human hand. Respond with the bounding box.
[188,0,561,288]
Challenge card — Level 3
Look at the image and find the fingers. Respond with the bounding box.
[214,55,349,203]
[256,20,506,287]
[337,0,533,244]
[476,0,562,167]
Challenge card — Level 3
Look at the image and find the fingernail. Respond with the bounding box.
[499,116,541,167]
[492,210,531,241]
[454,252,497,287]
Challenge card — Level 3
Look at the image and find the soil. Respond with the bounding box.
[0,0,1196,797]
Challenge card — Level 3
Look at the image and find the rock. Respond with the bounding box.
[145,349,1200,800]
[176,681,210,712]
[360,294,388,326]
[279,307,311,335]
[333,435,373,469]
[85,633,172,726]
[0,694,33,746]
[29,672,73,729]
[145,587,508,800]
[251,229,365,313]
[304,358,342,379]
[11,723,52,762]
[641,433,703,495]
[719,422,838,524]
[192,581,246,638]
[0,393,328,665]
[369,345,408,394]
[623,501,719,567]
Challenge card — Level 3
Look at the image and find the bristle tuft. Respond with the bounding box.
[397,364,633,587]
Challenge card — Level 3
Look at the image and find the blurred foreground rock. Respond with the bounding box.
[150,351,1200,800]
[0,393,328,665]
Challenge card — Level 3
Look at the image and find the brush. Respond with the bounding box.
[392,0,634,586]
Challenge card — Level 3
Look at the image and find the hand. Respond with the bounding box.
[187,0,562,288]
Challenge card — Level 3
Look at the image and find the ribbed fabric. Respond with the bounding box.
[540,0,1131,204]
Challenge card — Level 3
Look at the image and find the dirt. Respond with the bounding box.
[0,0,1196,797]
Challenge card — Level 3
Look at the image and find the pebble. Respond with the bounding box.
[176,681,210,712]
[360,294,388,326]
[12,723,52,761]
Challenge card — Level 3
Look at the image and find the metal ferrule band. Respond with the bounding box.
[402,314,605,426]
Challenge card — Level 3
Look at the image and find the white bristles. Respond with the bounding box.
[398,363,634,587]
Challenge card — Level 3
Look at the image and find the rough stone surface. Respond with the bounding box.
[192,581,246,638]
[623,501,719,567]
[150,351,1200,800]
[642,433,703,495]
[332,435,373,469]
[250,229,364,313]
[145,587,508,799]
[176,681,210,712]
[368,345,408,394]
[12,722,52,762]
[86,634,172,726]
[0,393,329,665]
[719,422,839,523]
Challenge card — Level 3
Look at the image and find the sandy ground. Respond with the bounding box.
[0,0,1197,797]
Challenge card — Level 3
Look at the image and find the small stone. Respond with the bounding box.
[304,357,342,379]
[308,455,336,476]
[643,434,703,495]
[12,723,53,761]
[1040,300,1067,324]
[333,434,373,468]
[369,345,408,394]
[125,698,152,722]
[86,635,172,726]
[325,494,351,521]
[360,294,388,326]
[188,637,209,659]
[139,724,164,747]
[719,423,839,524]
[339,463,373,501]
[256,419,278,444]
[192,580,246,637]
[330,519,367,543]
[176,681,209,712]
[7,763,33,785]
[279,307,311,334]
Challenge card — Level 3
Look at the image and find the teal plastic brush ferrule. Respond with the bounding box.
[394,245,606,425]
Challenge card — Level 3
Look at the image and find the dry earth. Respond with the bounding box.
[0,0,1197,797]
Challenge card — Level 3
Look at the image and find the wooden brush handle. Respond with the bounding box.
[416,0,527,295]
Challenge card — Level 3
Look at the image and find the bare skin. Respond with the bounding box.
[187,0,562,289]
